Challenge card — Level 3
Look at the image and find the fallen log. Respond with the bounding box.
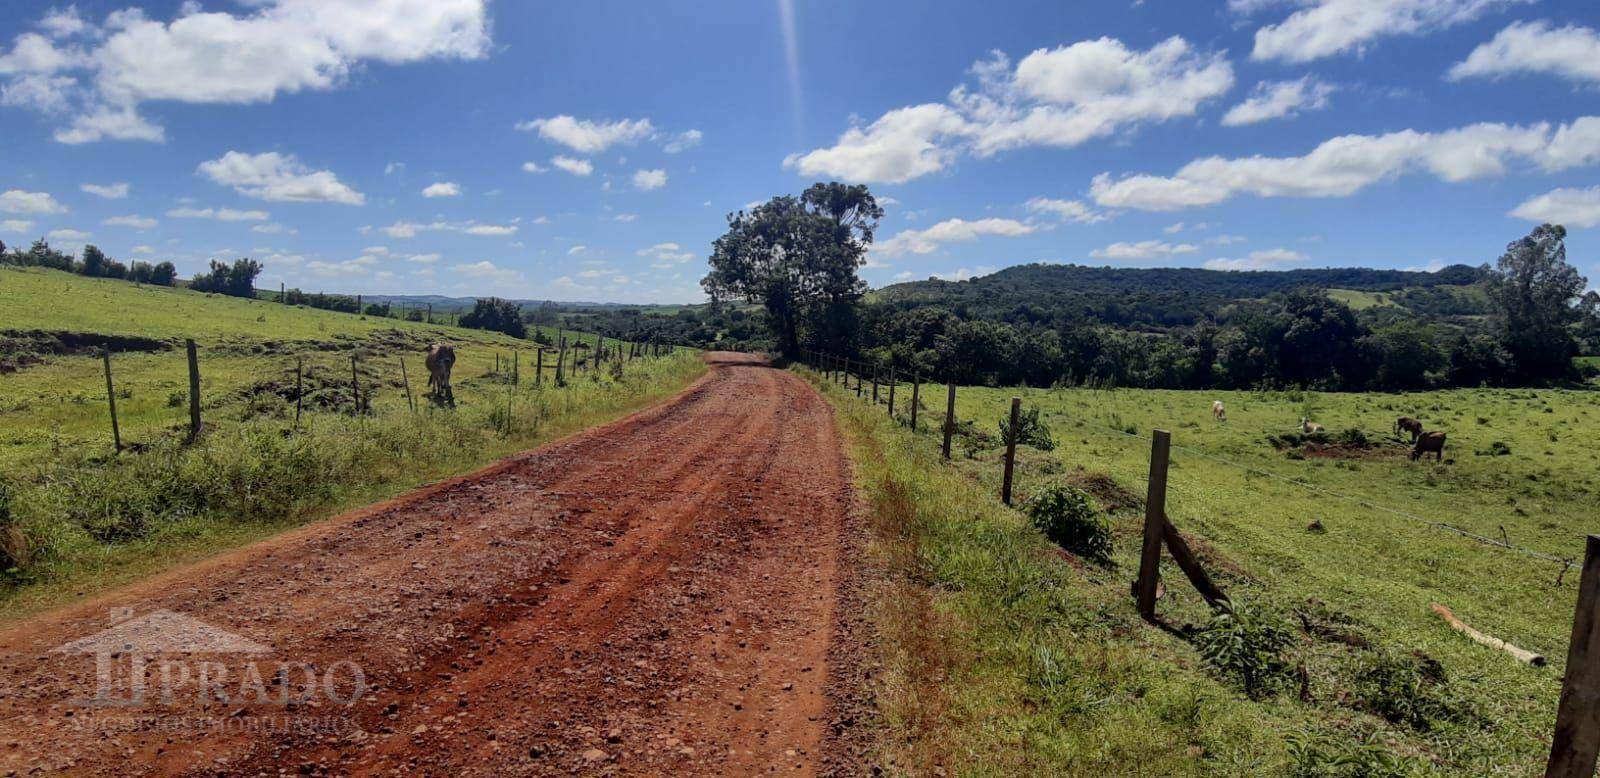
[1431,602,1546,667]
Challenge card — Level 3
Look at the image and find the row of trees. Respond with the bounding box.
[0,239,177,286]
[702,184,1597,389]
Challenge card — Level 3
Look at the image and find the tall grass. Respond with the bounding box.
[0,352,704,613]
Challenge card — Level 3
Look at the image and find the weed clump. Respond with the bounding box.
[1193,601,1296,699]
[998,404,1055,451]
[1342,649,1465,732]
[1025,485,1112,563]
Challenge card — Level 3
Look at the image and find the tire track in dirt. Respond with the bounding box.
[0,353,855,776]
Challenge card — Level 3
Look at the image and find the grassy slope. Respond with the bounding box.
[809,370,1309,776]
[935,382,1597,773]
[0,267,704,616]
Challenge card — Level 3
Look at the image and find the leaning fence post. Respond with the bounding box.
[102,347,121,452]
[942,382,956,460]
[1002,397,1021,505]
[1548,535,1600,777]
[400,356,416,413]
[1136,430,1172,620]
[185,339,201,443]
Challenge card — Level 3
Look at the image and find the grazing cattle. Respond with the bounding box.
[1300,418,1325,435]
[425,343,456,406]
[1395,416,1424,443]
[1411,431,1446,461]
[1212,400,1227,422]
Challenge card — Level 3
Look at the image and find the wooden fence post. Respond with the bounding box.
[1548,535,1600,777]
[101,347,121,452]
[294,356,303,430]
[350,354,362,414]
[888,367,897,418]
[942,383,956,460]
[513,349,520,386]
[1002,397,1021,505]
[910,374,920,432]
[556,337,567,384]
[535,348,545,385]
[400,357,416,413]
[871,366,879,404]
[185,339,201,443]
[1136,430,1172,621]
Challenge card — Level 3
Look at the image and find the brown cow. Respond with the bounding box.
[1395,416,1423,443]
[1410,430,1446,461]
[1300,418,1325,435]
[425,343,456,406]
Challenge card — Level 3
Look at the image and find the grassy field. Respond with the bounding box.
[833,369,1597,773]
[0,266,704,615]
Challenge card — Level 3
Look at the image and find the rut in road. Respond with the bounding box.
[0,353,857,776]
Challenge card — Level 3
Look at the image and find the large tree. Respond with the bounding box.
[702,182,881,356]
[1485,224,1598,380]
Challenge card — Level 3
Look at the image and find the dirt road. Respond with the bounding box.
[0,353,858,776]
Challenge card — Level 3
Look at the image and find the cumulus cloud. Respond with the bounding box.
[0,189,66,214]
[463,223,516,236]
[664,129,703,153]
[1,219,35,232]
[1091,116,1600,211]
[1449,21,1600,86]
[48,227,90,241]
[613,213,638,222]
[81,182,129,199]
[198,151,364,204]
[251,222,296,235]
[1024,196,1107,223]
[873,217,1036,256]
[550,155,594,176]
[167,206,270,221]
[632,168,667,190]
[1221,77,1334,126]
[1090,240,1199,260]
[521,161,547,173]
[1204,248,1309,270]
[0,0,491,143]
[787,37,1233,184]
[103,214,157,229]
[450,260,524,285]
[638,242,696,267]
[516,116,654,153]
[1510,186,1600,229]
[1247,0,1529,63]
[422,181,461,198]
[374,219,513,238]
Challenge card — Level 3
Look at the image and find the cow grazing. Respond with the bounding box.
[1212,400,1227,422]
[425,343,456,406]
[1410,431,1446,461]
[1395,416,1423,443]
[1300,418,1325,435]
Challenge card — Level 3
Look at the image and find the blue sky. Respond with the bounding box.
[1,0,1597,303]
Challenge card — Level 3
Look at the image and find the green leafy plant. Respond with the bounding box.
[1025,485,1112,563]
[1342,649,1463,732]
[1193,601,1295,698]
[999,404,1055,451]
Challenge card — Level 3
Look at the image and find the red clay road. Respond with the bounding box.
[0,353,856,776]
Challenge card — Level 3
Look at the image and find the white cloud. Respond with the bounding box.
[0,73,77,113]
[450,260,524,285]
[1248,0,1529,63]
[614,213,638,222]
[787,37,1232,184]
[103,214,157,229]
[567,245,588,256]
[422,181,461,198]
[1510,186,1600,229]
[1,219,34,232]
[1449,21,1600,86]
[131,244,155,254]
[251,222,296,235]
[1091,116,1600,211]
[463,223,516,236]
[167,206,270,221]
[638,242,696,267]
[39,7,91,39]
[1090,240,1200,260]
[664,129,703,153]
[1221,77,1334,126]
[48,227,90,241]
[0,189,66,214]
[632,168,667,190]
[81,182,130,199]
[1204,248,1309,270]
[874,217,1036,256]
[930,265,997,281]
[407,252,440,263]
[516,116,654,153]
[1024,196,1107,223]
[521,160,547,173]
[0,1,490,144]
[1210,234,1248,245]
[1163,222,1186,234]
[550,155,594,176]
[198,151,364,204]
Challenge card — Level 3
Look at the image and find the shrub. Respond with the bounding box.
[1335,427,1369,448]
[998,404,1055,451]
[1025,485,1112,563]
[1193,602,1295,698]
[0,477,30,573]
[1284,729,1410,777]
[1342,649,1464,731]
